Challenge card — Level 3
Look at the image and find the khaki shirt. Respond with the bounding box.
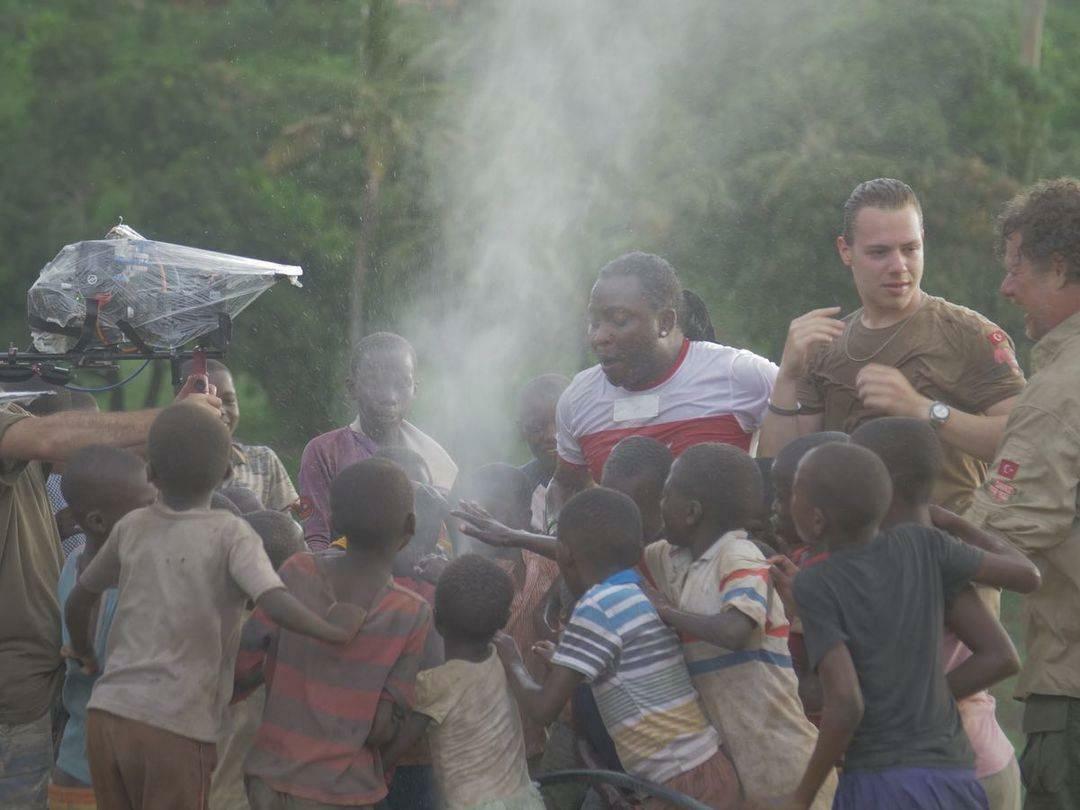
[0,405,63,725]
[965,310,1080,700]
[798,295,1025,511]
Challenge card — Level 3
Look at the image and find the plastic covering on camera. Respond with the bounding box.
[27,226,303,352]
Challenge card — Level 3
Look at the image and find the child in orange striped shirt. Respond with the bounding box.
[642,443,837,808]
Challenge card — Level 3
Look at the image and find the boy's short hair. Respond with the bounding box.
[517,374,570,414]
[600,436,673,491]
[457,463,532,515]
[558,488,642,572]
[61,445,146,515]
[851,417,943,506]
[350,332,416,378]
[772,431,851,489]
[148,403,232,499]
[330,458,414,550]
[220,483,263,513]
[434,554,514,644]
[211,491,242,515]
[670,443,763,528]
[798,443,892,534]
[373,445,433,485]
[244,510,306,570]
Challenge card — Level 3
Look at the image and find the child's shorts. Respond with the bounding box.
[835,766,990,810]
[47,782,97,809]
[643,748,741,810]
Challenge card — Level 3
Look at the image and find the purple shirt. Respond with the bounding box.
[298,422,458,550]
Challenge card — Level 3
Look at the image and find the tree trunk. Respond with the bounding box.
[1020,0,1048,70]
[143,360,166,408]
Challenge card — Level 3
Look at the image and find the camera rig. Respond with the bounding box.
[7,224,302,393]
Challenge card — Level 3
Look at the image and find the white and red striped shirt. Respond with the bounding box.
[556,340,777,479]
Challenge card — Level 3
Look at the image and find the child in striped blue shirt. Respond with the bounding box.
[494,487,741,809]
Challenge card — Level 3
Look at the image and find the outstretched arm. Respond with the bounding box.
[645,584,755,650]
[493,631,583,728]
[255,589,364,644]
[452,501,558,560]
[931,506,1041,594]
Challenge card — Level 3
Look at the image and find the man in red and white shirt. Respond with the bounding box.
[550,252,777,512]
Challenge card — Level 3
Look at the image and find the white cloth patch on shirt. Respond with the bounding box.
[613,394,660,423]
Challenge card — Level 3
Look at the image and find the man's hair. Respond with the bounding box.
[211,491,242,515]
[220,483,263,513]
[771,432,851,489]
[669,443,763,530]
[457,463,532,515]
[558,487,643,571]
[434,554,514,643]
[997,177,1080,282]
[681,289,716,342]
[329,458,414,550]
[518,373,570,414]
[601,436,674,492]
[597,252,683,313]
[841,178,923,244]
[244,510,306,571]
[798,443,892,535]
[350,331,416,377]
[851,417,943,506]
[61,445,146,515]
[148,403,232,498]
[373,445,433,485]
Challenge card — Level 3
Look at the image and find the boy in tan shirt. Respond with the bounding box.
[65,403,361,810]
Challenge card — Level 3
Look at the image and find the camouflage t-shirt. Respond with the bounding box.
[797,295,1025,511]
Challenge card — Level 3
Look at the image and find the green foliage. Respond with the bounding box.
[0,0,1078,467]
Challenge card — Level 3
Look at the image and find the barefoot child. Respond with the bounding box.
[50,447,157,810]
[384,554,545,810]
[237,458,433,809]
[773,442,1040,809]
[643,443,836,808]
[498,487,742,809]
[65,403,359,810]
[851,418,1025,810]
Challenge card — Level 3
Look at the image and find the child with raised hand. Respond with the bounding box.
[237,457,433,810]
[383,554,545,810]
[64,402,361,810]
[50,446,156,810]
[850,418,1026,810]
[642,443,836,808]
[497,487,741,810]
[210,510,306,810]
[765,442,1039,810]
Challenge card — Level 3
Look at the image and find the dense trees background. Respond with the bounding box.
[1,0,1076,744]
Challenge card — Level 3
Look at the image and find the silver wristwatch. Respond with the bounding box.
[928,400,952,428]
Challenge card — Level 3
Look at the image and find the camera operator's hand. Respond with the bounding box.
[174,376,223,419]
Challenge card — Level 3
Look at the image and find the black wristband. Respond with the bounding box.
[767,399,803,417]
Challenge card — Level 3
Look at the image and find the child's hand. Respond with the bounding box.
[492,631,524,669]
[61,645,98,676]
[531,640,556,663]
[769,555,799,619]
[640,582,673,617]
[326,602,367,642]
[414,553,449,584]
[451,501,516,547]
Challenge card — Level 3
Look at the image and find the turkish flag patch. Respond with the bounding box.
[998,459,1020,480]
